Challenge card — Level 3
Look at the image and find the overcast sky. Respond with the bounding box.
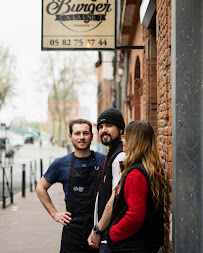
[0,0,98,125]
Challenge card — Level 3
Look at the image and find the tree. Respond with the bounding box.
[0,47,16,110]
[40,51,96,145]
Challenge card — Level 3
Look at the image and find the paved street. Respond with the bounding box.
[0,141,68,252]
[0,183,65,253]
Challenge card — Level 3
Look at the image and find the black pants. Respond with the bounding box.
[99,244,112,253]
[99,243,159,253]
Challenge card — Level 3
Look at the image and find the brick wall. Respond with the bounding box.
[157,0,172,252]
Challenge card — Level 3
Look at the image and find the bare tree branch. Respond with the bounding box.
[39,51,96,145]
[0,47,16,110]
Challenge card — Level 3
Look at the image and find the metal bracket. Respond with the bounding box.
[115,46,145,50]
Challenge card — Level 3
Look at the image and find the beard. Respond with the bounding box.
[72,141,91,151]
[100,133,118,146]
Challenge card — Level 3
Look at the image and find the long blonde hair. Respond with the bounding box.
[117,121,164,207]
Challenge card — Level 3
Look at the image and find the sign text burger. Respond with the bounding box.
[42,0,116,50]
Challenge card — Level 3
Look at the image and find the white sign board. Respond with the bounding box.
[42,0,116,50]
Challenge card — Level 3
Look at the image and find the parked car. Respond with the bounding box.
[5,140,15,158]
[24,134,34,144]
[0,137,6,150]
[11,135,24,149]
[0,137,15,158]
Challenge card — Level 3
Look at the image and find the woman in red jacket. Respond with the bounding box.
[107,121,164,253]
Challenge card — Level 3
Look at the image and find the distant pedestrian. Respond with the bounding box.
[50,136,55,146]
[39,137,43,148]
[36,119,106,253]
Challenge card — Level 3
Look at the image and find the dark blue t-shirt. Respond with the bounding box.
[44,151,106,200]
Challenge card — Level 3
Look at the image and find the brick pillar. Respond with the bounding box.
[157,0,172,251]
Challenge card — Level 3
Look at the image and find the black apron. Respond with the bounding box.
[60,152,100,253]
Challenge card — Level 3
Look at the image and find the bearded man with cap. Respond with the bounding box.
[88,108,126,253]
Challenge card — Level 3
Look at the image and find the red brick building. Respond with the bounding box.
[97,0,172,251]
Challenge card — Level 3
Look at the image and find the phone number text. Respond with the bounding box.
[49,38,108,47]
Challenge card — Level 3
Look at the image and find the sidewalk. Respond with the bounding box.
[0,183,65,253]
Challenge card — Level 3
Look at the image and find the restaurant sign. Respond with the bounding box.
[42,0,116,50]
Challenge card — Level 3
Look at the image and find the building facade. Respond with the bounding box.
[97,0,203,252]
[97,0,172,251]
